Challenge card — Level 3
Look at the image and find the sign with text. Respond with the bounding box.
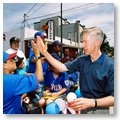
[48,20,54,40]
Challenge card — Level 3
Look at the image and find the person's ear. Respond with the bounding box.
[95,40,100,47]
[3,63,7,69]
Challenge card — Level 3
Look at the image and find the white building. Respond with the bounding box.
[3,27,82,58]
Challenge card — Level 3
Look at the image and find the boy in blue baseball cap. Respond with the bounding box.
[34,31,47,39]
[3,40,43,114]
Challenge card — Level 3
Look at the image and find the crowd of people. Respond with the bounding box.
[3,27,114,114]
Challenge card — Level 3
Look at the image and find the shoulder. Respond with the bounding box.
[17,49,24,54]
[6,48,16,53]
[60,72,69,77]
[71,55,89,64]
[103,53,114,65]
[3,74,37,81]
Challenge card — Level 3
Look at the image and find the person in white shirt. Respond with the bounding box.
[6,37,26,64]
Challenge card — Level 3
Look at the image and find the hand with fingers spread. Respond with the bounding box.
[31,40,40,57]
[36,36,48,56]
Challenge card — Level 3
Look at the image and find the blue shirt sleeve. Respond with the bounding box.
[29,48,35,59]
[13,74,38,95]
[65,56,81,74]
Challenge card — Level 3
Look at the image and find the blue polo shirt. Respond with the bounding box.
[3,74,38,114]
[65,53,114,98]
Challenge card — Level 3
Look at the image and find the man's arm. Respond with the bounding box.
[67,96,114,111]
[95,96,114,108]
[36,36,68,72]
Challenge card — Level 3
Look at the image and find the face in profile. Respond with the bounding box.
[53,45,62,53]
[82,33,96,55]
[3,59,17,72]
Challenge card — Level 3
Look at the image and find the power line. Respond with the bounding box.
[62,3,103,14]
[3,3,106,31]
[3,19,23,32]
[26,3,104,21]
[26,3,37,15]
[28,3,46,17]
[21,3,46,29]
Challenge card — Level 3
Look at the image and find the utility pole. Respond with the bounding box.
[60,3,63,58]
[61,3,63,44]
[21,14,30,29]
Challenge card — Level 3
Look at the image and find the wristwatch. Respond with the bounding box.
[34,56,41,60]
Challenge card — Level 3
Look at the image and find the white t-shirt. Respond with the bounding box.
[6,48,26,64]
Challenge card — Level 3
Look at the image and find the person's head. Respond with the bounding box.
[64,48,70,56]
[49,54,60,74]
[81,27,104,55]
[34,31,47,43]
[10,37,21,50]
[49,64,59,75]
[16,57,25,69]
[52,40,62,53]
[3,51,17,74]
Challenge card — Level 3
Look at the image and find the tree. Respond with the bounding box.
[100,34,114,58]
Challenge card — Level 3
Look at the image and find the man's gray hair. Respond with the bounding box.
[80,27,105,44]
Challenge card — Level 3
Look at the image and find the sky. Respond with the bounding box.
[3,3,114,46]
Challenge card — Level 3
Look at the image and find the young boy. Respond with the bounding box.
[15,57,29,75]
[3,40,43,114]
[39,59,70,109]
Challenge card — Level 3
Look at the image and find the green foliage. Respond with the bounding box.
[100,39,114,57]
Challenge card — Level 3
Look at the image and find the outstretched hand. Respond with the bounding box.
[31,40,40,56]
[36,36,48,56]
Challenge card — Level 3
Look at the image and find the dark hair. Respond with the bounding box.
[10,37,20,45]
[16,57,24,67]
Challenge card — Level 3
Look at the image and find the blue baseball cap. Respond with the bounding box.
[34,31,47,38]
[45,102,60,114]
[3,51,17,63]
[75,88,82,98]
[52,40,62,46]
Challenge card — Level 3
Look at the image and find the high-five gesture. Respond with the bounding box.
[36,36,48,56]
[35,36,68,72]
[31,40,40,56]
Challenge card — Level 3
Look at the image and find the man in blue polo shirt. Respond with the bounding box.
[35,27,114,114]
[3,40,43,114]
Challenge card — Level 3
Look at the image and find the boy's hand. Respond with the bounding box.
[51,93,59,97]
[31,40,40,57]
[36,36,48,56]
